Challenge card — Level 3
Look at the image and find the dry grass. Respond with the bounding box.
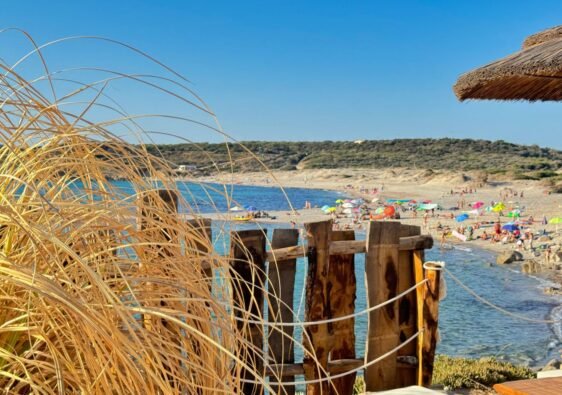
[0,31,301,394]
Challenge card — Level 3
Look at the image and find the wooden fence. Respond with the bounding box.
[153,191,441,395]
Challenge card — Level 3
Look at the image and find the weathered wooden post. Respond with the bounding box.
[328,230,357,395]
[137,189,179,331]
[186,217,213,285]
[396,225,421,387]
[416,259,442,387]
[303,220,332,395]
[230,229,267,395]
[364,221,401,391]
[267,228,299,395]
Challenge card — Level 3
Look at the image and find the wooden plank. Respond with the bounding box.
[420,261,441,387]
[413,250,425,386]
[364,221,401,392]
[329,239,365,255]
[266,235,432,263]
[266,244,307,262]
[267,359,363,377]
[396,225,421,387]
[267,228,299,395]
[230,229,267,395]
[494,377,562,395]
[303,220,332,395]
[328,230,357,395]
[267,357,414,378]
[399,235,433,251]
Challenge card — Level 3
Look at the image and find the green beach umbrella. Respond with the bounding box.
[335,199,344,204]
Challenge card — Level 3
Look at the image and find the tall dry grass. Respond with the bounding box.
[0,31,296,394]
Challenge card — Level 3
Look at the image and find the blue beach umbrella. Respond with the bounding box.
[321,205,330,211]
[244,205,257,211]
[456,213,469,222]
[502,223,519,232]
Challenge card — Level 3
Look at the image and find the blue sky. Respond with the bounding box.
[2,1,562,148]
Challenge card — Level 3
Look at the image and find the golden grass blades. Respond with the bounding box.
[0,30,313,394]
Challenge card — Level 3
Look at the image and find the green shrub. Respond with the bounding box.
[432,356,535,390]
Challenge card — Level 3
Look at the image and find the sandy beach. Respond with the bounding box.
[197,168,562,288]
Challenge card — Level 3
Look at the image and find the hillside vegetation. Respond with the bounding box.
[147,138,562,180]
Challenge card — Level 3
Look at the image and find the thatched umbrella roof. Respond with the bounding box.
[453,26,562,101]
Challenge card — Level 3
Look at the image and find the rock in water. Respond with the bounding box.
[497,251,517,264]
[512,251,524,261]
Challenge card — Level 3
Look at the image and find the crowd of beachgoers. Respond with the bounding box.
[201,168,562,283]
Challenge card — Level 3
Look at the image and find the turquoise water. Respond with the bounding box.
[120,180,562,366]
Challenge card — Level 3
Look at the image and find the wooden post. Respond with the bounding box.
[396,225,421,387]
[328,230,356,395]
[413,250,425,386]
[137,189,180,389]
[364,221,401,392]
[267,229,299,395]
[417,261,441,387]
[230,229,267,395]
[137,189,179,331]
[186,217,213,285]
[303,220,332,395]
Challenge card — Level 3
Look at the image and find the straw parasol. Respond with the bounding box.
[453,26,562,101]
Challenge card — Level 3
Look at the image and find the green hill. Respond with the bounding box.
[147,138,562,180]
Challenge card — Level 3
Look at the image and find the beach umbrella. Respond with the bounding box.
[335,199,344,204]
[374,207,385,214]
[371,197,379,203]
[351,199,362,204]
[229,206,243,212]
[549,216,562,231]
[342,202,354,208]
[456,213,469,222]
[342,208,352,214]
[502,223,519,232]
[384,206,396,217]
[472,201,484,209]
[507,210,521,218]
[327,207,336,213]
[244,205,257,211]
[453,25,562,101]
[492,202,505,212]
[321,205,330,211]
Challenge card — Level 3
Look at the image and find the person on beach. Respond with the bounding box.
[440,231,446,248]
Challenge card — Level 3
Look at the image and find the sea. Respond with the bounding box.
[118,180,562,366]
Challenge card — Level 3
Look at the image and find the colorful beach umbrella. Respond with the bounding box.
[507,210,521,218]
[472,201,484,209]
[374,207,385,214]
[335,199,344,204]
[326,207,336,213]
[321,205,330,211]
[492,202,505,212]
[342,202,354,208]
[502,223,519,232]
[456,213,469,222]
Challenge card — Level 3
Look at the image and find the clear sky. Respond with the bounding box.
[2,1,562,148]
